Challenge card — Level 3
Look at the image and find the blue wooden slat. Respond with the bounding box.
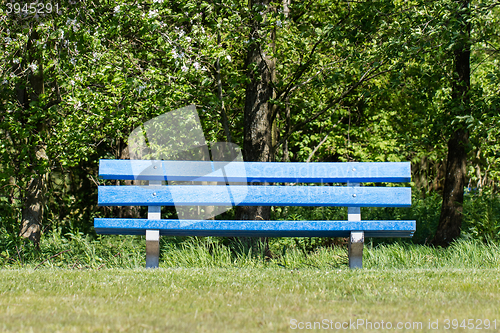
[98,185,412,207]
[99,159,411,183]
[94,218,415,237]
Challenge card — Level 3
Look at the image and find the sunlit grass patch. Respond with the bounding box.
[1,267,500,332]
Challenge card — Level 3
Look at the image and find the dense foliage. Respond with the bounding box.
[1,0,499,248]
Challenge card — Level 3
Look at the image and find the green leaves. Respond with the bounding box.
[0,0,499,237]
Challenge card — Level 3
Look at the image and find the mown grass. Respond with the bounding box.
[1,268,499,332]
[1,238,500,332]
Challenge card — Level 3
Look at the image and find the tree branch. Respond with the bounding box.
[306,115,345,162]
[274,61,388,151]
[277,6,352,106]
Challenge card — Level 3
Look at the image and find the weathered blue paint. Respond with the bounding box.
[98,185,412,207]
[94,218,415,237]
[99,159,411,183]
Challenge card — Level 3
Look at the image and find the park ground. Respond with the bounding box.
[1,238,500,332]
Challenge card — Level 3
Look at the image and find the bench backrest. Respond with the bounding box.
[98,160,412,208]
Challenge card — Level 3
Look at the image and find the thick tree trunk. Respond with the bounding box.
[18,29,47,246]
[431,0,470,247]
[431,129,469,246]
[19,173,46,245]
[237,0,276,223]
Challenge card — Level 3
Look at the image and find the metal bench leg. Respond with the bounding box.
[347,181,363,269]
[146,229,160,268]
[146,180,162,269]
[348,231,364,269]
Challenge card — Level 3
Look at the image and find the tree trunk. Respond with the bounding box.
[19,174,46,245]
[235,1,276,257]
[431,0,470,247]
[237,0,276,223]
[18,126,48,247]
[18,29,48,246]
[431,129,469,246]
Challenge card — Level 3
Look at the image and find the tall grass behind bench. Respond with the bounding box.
[2,228,500,269]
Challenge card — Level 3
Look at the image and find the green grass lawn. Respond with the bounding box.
[2,239,500,332]
[1,268,500,332]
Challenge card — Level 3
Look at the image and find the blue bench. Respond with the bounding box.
[94,160,415,268]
